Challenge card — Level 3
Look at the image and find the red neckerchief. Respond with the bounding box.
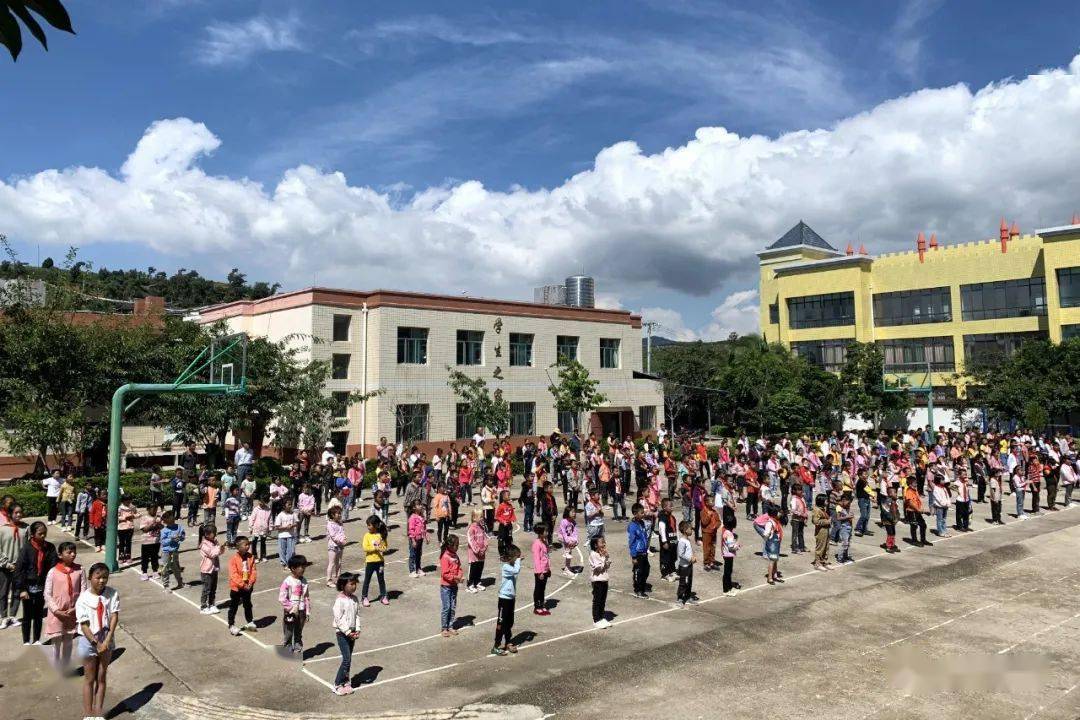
[29,537,45,575]
[96,594,105,629]
[54,561,80,595]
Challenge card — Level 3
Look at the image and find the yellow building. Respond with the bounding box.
[758,219,1080,426]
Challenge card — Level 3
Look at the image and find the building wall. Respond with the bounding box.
[759,226,1080,428]
[201,291,663,456]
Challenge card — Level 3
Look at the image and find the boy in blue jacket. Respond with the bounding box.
[627,503,650,599]
[159,510,187,592]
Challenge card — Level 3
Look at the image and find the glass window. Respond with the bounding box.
[330,353,350,380]
[397,327,428,364]
[1057,267,1080,308]
[332,314,351,342]
[329,431,348,455]
[768,303,779,324]
[872,287,951,326]
[556,335,579,363]
[456,330,484,366]
[639,405,656,431]
[395,404,429,443]
[331,391,350,419]
[600,338,620,369]
[509,402,535,436]
[790,339,850,372]
[879,337,955,372]
[455,403,471,440]
[509,333,533,367]
[960,277,1047,320]
[963,331,1046,367]
[1062,324,1080,340]
[557,410,577,433]
[786,291,855,329]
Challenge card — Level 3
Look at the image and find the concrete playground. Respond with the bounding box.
[5,490,1080,720]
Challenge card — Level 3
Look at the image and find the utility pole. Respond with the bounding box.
[643,321,659,373]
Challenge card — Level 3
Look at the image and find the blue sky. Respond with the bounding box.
[4,0,1080,337]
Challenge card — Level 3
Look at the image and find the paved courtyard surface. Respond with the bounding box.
[5,491,1080,719]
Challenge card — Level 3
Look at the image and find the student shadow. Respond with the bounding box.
[254,615,277,630]
[352,665,383,686]
[601,610,619,622]
[303,641,334,661]
[452,615,476,630]
[387,590,405,600]
[543,598,560,611]
[900,538,933,547]
[479,578,497,589]
[509,630,537,646]
[104,681,163,718]
[421,563,438,573]
[384,547,400,556]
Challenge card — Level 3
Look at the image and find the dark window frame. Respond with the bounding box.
[332,314,351,342]
[556,335,579,364]
[872,286,952,326]
[879,337,955,372]
[509,332,534,367]
[395,403,429,443]
[599,338,620,369]
[1057,267,1080,309]
[960,277,1047,321]
[330,353,350,380]
[509,401,536,436]
[396,327,428,365]
[456,329,484,366]
[790,339,850,372]
[786,291,856,329]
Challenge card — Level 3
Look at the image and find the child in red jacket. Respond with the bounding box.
[89,491,108,552]
[438,535,463,636]
[495,490,516,555]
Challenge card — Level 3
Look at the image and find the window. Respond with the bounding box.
[329,431,348,455]
[786,291,855,329]
[330,353,350,380]
[790,339,850,372]
[397,327,428,364]
[879,337,955,372]
[456,330,484,366]
[332,314,351,342]
[455,403,472,440]
[509,402,535,436]
[912,386,958,407]
[331,391,350,419]
[639,405,656,431]
[509,333,533,367]
[872,287,951,326]
[1062,324,1080,341]
[960,277,1046,321]
[395,404,429,443]
[768,302,779,324]
[600,338,620,369]
[556,335,579,363]
[963,331,1046,367]
[557,410,577,433]
[1057,267,1080,308]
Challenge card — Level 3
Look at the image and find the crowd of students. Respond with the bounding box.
[3,425,1077,708]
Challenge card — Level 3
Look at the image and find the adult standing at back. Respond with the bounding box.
[234,442,255,487]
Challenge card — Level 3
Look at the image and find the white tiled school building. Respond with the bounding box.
[196,288,664,457]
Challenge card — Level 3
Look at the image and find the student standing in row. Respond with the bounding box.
[811,494,831,571]
[77,563,118,720]
[491,544,521,656]
[466,509,488,593]
[531,524,551,616]
[138,505,162,581]
[227,536,257,636]
[199,525,224,614]
[325,506,347,588]
[627,503,650,599]
[720,514,740,596]
[279,555,311,655]
[676,520,697,607]
[361,516,389,606]
[45,540,84,667]
[332,572,361,696]
[439,534,464,636]
[159,511,186,592]
[16,521,55,645]
[589,536,612,628]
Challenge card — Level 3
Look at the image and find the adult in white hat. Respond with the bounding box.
[321,440,337,465]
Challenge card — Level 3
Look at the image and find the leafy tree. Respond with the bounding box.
[838,342,911,431]
[270,363,383,455]
[447,368,509,437]
[547,358,607,435]
[40,256,53,269]
[651,341,725,429]
[963,338,1079,430]
[0,0,73,61]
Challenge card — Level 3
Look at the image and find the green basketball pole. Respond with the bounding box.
[104,334,247,572]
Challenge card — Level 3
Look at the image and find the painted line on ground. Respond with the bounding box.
[998,610,1080,655]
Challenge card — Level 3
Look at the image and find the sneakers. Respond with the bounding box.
[200,607,213,615]
[490,646,507,656]
[362,597,371,607]
[0,617,10,629]
[417,570,426,577]
[333,684,353,696]
[209,605,221,614]
[379,597,389,606]
[409,572,418,578]
[533,608,551,616]
[633,592,650,599]
[229,625,241,636]
[724,588,739,597]
[466,585,479,593]
[139,573,149,581]
[243,622,256,631]
[561,569,575,578]
[593,619,612,629]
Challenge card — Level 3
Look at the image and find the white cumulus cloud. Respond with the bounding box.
[2,54,1080,317]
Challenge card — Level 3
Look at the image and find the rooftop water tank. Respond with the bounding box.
[564,275,595,308]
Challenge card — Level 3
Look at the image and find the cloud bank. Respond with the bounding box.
[2,55,1080,338]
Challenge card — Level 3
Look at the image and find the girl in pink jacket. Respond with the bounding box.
[407,502,427,577]
[558,508,579,578]
[247,497,272,563]
[531,524,551,616]
[325,505,347,587]
[466,509,488,593]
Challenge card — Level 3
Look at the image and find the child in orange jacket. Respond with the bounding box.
[227,537,257,636]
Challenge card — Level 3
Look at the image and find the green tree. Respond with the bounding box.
[839,342,911,430]
[271,366,383,454]
[0,0,73,61]
[447,368,509,437]
[547,358,607,434]
[963,338,1079,430]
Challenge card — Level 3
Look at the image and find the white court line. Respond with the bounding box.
[998,610,1080,655]
[305,545,585,665]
